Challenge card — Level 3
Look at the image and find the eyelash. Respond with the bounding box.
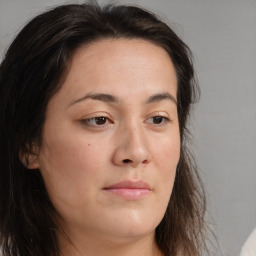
[146,116,171,126]
[81,116,113,128]
[80,114,171,128]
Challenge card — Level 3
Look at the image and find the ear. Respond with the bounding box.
[19,144,40,169]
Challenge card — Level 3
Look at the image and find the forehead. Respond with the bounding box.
[51,38,178,106]
[70,38,176,76]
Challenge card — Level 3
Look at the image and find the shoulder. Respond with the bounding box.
[241,229,256,256]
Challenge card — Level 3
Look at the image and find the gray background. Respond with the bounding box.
[0,0,255,255]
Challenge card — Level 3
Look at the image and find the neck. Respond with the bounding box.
[59,229,163,256]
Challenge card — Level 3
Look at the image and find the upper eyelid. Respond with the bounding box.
[79,110,173,122]
[80,116,112,128]
[83,116,112,122]
[81,115,170,129]
[145,116,171,124]
[81,112,112,119]
[144,111,171,120]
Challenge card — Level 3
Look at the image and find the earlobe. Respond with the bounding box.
[26,154,40,169]
[19,145,40,169]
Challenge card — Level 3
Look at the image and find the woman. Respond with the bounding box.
[0,2,208,256]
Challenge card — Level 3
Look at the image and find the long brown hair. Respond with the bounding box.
[0,2,208,255]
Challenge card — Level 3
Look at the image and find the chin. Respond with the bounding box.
[101,213,162,241]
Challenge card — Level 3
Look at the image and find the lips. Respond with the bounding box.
[103,180,152,200]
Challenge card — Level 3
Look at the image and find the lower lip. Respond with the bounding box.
[104,188,151,200]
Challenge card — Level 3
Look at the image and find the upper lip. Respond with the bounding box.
[104,180,152,190]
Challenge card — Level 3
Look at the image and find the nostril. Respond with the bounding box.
[123,159,132,163]
[142,160,148,164]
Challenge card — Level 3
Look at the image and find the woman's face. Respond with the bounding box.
[35,39,180,244]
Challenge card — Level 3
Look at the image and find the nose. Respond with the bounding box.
[112,125,152,168]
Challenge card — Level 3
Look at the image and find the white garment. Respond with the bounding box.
[241,229,256,256]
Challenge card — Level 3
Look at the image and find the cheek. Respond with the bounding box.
[152,135,180,195]
[154,135,180,169]
[40,133,104,173]
[38,135,107,205]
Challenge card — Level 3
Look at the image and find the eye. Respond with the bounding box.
[81,116,112,127]
[147,116,171,125]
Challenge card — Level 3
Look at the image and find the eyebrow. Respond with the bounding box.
[69,93,119,106]
[69,91,177,107]
[145,92,177,105]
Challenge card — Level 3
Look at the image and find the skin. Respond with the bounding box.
[29,38,180,256]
